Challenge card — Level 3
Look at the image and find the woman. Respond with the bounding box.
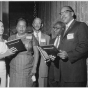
[9,18,39,87]
[0,20,16,87]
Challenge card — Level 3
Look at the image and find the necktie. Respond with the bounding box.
[56,35,61,48]
[36,33,39,41]
[64,25,68,35]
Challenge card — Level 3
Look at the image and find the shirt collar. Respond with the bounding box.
[66,19,74,28]
[33,31,41,37]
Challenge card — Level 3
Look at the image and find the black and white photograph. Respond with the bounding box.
[0,0,88,87]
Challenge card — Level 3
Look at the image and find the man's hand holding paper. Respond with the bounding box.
[57,50,68,59]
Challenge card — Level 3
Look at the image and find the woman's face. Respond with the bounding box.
[0,22,4,35]
[16,20,26,35]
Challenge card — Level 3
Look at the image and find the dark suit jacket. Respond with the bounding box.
[59,20,88,82]
[49,38,56,44]
[49,37,60,82]
[49,37,60,65]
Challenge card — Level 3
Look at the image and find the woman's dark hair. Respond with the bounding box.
[64,6,76,19]
[32,17,43,25]
[16,18,27,26]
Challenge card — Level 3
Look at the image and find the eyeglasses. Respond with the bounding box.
[53,27,61,31]
[59,10,72,15]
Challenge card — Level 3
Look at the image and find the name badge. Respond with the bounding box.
[26,36,32,39]
[40,39,46,42]
[67,33,74,39]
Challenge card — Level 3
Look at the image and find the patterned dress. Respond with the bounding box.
[9,33,37,87]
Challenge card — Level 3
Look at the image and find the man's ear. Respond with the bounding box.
[41,24,43,28]
[71,11,74,17]
[16,26,17,30]
[62,28,65,30]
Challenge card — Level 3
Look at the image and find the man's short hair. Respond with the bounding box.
[63,6,76,19]
[16,18,27,26]
[32,17,42,25]
[53,21,65,30]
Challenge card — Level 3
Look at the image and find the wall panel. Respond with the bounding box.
[0,2,2,20]
[2,1,9,39]
[0,1,9,39]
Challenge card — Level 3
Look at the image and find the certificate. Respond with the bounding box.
[41,44,59,56]
[6,39,27,53]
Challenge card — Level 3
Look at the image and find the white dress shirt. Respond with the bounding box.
[66,19,74,31]
[54,35,61,48]
[33,31,41,44]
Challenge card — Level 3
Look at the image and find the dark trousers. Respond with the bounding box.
[48,62,60,87]
[58,76,87,87]
[58,81,87,87]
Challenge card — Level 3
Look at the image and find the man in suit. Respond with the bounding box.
[32,17,50,87]
[48,21,65,87]
[57,6,88,87]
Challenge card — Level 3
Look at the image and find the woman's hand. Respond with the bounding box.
[9,47,18,54]
[30,67,36,76]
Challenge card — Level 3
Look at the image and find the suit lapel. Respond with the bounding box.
[63,20,76,38]
[39,33,47,46]
[41,32,44,40]
[50,38,56,44]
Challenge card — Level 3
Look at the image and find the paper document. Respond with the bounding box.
[6,39,27,53]
[41,44,59,56]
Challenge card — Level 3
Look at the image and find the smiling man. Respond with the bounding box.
[57,6,88,87]
[32,17,50,87]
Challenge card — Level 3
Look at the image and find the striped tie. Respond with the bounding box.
[36,33,39,42]
[56,35,61,48]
